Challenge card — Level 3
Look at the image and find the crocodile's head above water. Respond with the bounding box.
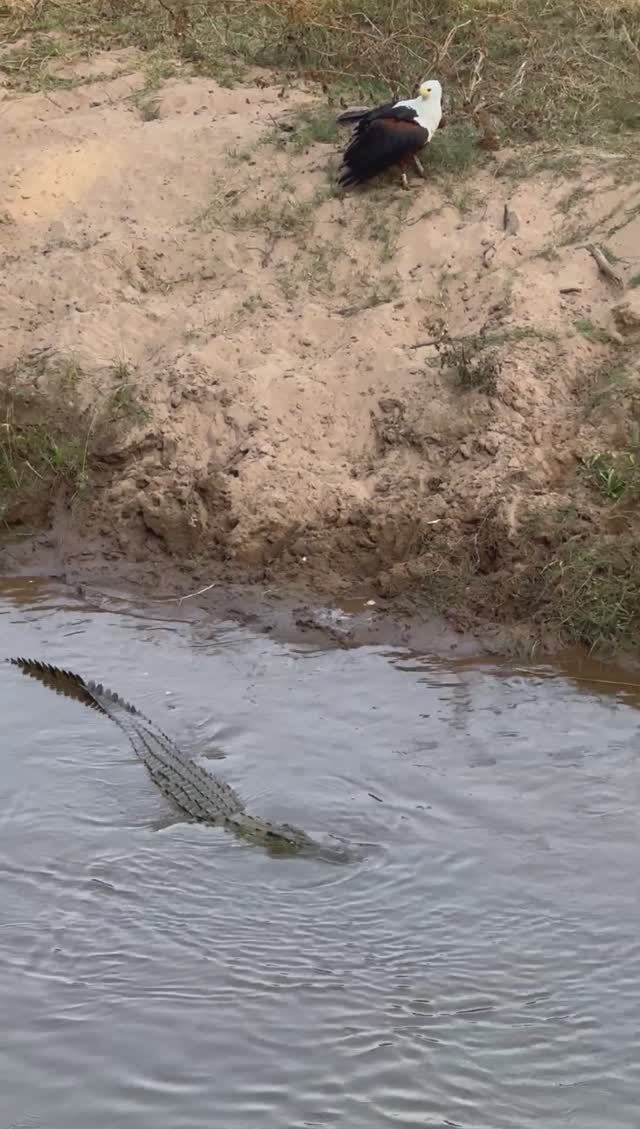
[267,826,355,864]
[236,815,352,862]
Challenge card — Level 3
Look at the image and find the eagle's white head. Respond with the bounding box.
[416,79,443,135]
[418,79,442,102]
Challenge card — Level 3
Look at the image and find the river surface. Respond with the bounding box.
[1,576,640,1128]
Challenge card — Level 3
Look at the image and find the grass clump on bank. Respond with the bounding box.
[0,356,90,526]
[0,352,148,531]
[549,536,640,652]
[3,1,640,150]
[583,450,640,501]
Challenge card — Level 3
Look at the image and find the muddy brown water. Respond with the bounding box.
[2,576,640,1129]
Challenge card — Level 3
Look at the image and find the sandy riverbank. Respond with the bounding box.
[2,37,640,653]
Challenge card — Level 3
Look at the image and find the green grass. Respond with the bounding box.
[558,185,591,214]
[1,369,90,521]
[108,361,151,424]
[426,124,480,176]
[629,272,640,288]
[497,150,584,181]
[4,1,640,148]
[354,191,412,261]
[585,360,635,411]
[437,335,501,395]
[574,317,617,346]
[277,105,340,153]
[549,537,640,652]
[138,96,162,122]
[196,188,319,240]
[583,450,640,500]
[0,353,149,528]
[0,421,87,497]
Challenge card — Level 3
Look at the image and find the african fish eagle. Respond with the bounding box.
[336,80,443,190]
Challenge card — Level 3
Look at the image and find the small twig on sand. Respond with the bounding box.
[267,113,294,133]
[262,231,278,267]
[177,582,217,605]
[409,338,439,349]
[585,243,624,288]
[621,22,640,65]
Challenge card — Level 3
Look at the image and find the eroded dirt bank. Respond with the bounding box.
[2,51,640,652]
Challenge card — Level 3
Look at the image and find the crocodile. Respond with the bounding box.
[6,657,340,857]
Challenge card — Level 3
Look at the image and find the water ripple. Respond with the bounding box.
[2,578,640,1128]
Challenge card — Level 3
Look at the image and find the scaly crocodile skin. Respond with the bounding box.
[6,657,318,853]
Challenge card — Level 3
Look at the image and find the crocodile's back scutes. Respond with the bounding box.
[6,657,316,852]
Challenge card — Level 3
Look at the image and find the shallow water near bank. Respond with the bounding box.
[1,575,640,1129]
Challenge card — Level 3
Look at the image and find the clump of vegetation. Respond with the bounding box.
[138,96,161,122]
[354,190,412,261]
[426,123,479,175]
[0,352,148,531]
[585,360,636,412]
[278,105,340,153]
[1,355,89,525]
[583,450,640,501]
[196,188,318,240]
[108,360,151,424]
[549,536,640,652]
[3,1,640,150]
[574,317,618,346]
[436,333,501,395]
[0,418,88,516]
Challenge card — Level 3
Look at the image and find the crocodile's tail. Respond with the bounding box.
[7,657,107,714]
[6,657,246,819]
[7,656,187,748]
[6,657,330,856]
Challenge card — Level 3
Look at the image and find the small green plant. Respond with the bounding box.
[537,245,561,262]
[558,185,591,214]
[225,146,251,164]
[241,293,267,313]
[451,186,478,214]
[143,51,176,90]
[355,192,411,260]
[283,105,339,152]
[426,124,479,176]
[585,361,634,411]
[108,361,150,424]
[574,317,616,346]
[583,451,640,500]
[629,272,640,289]
[139,97,161,121]
[437,334,501,394]
[197,189,317,240]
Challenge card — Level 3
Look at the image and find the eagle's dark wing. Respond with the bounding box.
[338,113,429,187]
[336,100,396,126]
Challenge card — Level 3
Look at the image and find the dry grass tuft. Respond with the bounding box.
[2,1,640,144]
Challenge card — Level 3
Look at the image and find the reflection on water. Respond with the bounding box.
[2,576,640,1129]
